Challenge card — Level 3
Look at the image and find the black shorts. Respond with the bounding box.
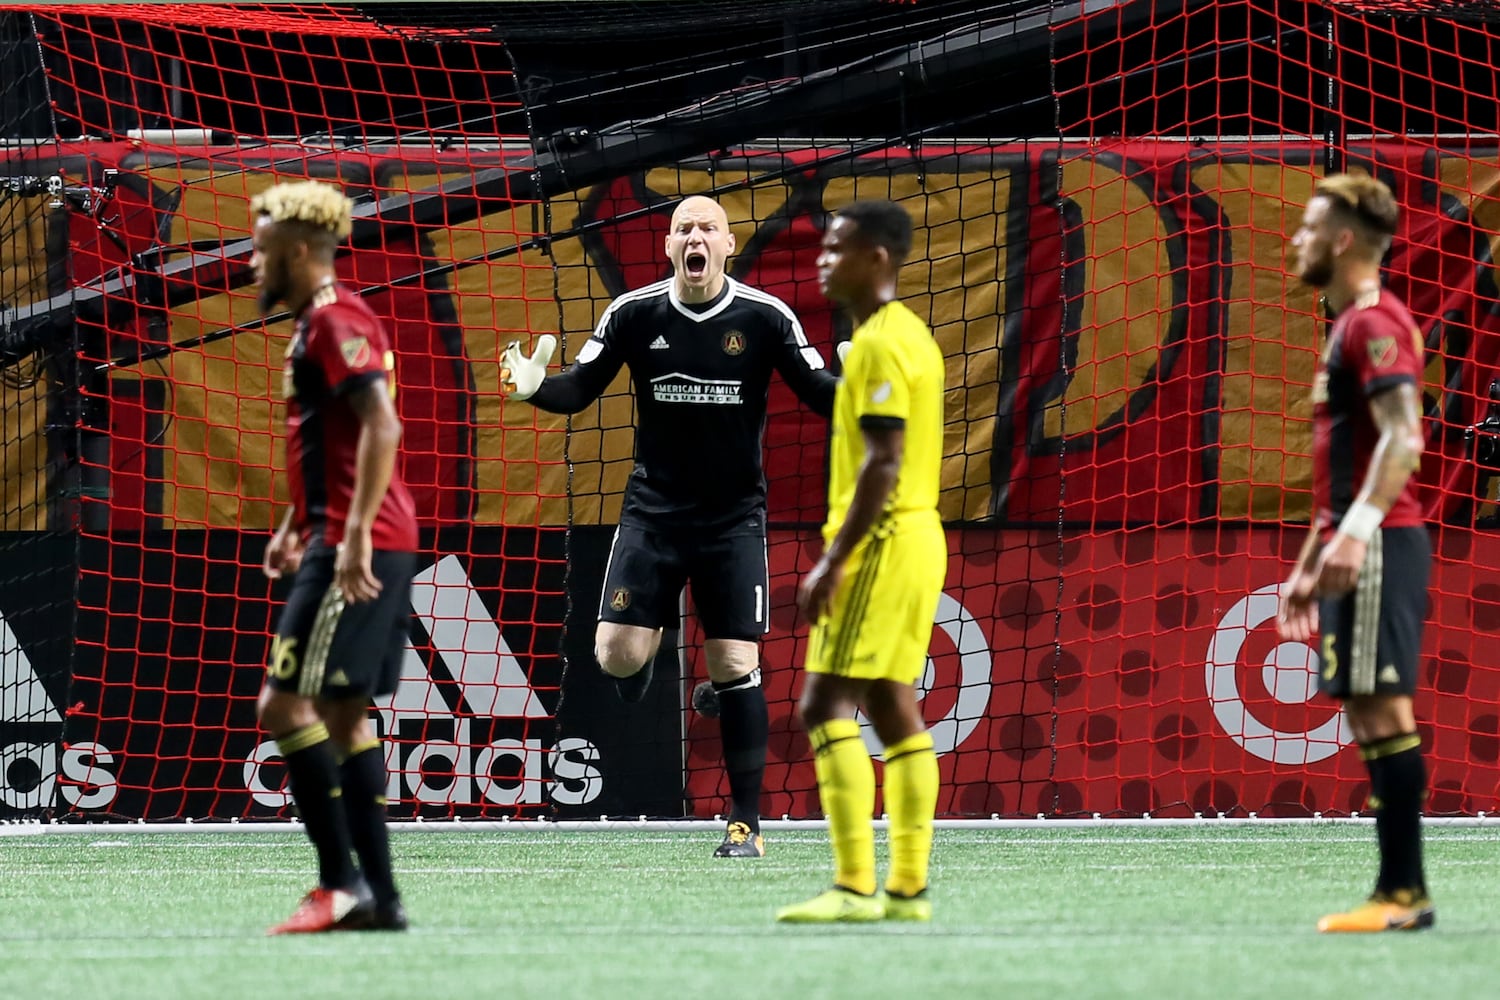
[599,523,769,640]
[267,547,416,700]
[1317,525,1430,700]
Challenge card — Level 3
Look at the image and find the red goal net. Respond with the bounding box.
[2,0,1500,822]
[0,2,576,818]
[1046,0,1500,817]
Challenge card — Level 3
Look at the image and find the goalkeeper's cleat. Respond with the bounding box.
[267,880,374,935]
[881,889,932,922]
[354,898,409,932]
[1317,892,1434,933]
[610,660,654,704]
[775,887,885,923]
[713,820,765,858]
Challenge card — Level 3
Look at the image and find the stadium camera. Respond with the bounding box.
[0,169,128,369]
[0,173,63,203]
[554,127,594,149]
[0,169,122,214]
[1465,378,1500,473]
[0,301,20,366]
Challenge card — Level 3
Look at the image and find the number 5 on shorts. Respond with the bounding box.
[268,635,299,680]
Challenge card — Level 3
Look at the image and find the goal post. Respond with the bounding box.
[2,1,1500,824]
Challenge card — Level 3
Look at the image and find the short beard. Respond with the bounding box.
[256,282,283,316]
[1298,258,1333,288]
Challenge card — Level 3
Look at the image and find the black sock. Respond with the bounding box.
[278,722,358,890]
[1363,733,1428,898]
[610,658,654,704]
[714,669,767,832]
[341,741,398,906]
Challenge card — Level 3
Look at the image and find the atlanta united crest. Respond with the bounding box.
[340,335,371,368]
[721,331,746,356]
[610,587,631,611]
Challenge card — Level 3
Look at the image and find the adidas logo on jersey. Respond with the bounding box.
[649,335,670,349]
[242,555,603,810]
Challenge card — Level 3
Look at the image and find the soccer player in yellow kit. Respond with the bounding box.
[777,199,947,923]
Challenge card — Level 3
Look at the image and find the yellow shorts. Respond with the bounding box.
[806,518,946,684]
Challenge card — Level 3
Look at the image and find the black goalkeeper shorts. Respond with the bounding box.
[598,523,769,641]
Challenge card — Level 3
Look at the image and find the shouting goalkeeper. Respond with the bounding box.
[503,195,844,858]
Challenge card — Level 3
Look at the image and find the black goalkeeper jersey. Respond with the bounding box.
[528,276,837,534]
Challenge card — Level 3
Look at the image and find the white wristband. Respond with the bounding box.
[1336,501,1384,544]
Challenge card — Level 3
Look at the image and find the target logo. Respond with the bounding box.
[1204,583,1351,764]
[859,591,992,757]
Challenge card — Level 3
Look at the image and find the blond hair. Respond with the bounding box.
[250,180,353,240]
[1314,172,1399,249]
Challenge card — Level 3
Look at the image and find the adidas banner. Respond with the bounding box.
[14,525,1500,820]
[0,528,683,820]
[0,535,84,814]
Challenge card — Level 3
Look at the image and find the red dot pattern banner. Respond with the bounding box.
[682,527,1500,819]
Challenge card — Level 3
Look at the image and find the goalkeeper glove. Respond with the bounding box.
[502,335,556,401]
[836,340,851,367]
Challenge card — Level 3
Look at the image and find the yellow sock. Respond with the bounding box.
[810,718,876,896]
[882,730,938,897]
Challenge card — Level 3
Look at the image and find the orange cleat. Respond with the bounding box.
[1317,892,1434,933]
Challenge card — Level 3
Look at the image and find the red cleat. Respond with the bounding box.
[267,883,374,935]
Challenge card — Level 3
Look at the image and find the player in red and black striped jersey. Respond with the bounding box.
[252,181,416,934]
[1278,172,1433,934]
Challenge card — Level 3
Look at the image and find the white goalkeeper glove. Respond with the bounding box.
[836,340,851,367]
[502,335,557,401]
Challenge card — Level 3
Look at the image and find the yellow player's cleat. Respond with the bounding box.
[881,890,931,922]
[1317,893,1435,933]
[775,887,885,923]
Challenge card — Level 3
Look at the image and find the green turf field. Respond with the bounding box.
[2,824,1496,999]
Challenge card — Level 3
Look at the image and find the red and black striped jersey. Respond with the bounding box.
[284,282,418,551]
[1312,289,1424,533]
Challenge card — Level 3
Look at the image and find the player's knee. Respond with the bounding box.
[257,687,316,737]
[595,641,649,678]
[595,624,660,678]
[869,712,923,749]
[1344,694,1416,742]
[796,689,833,730]
[319,699,375,750]
[864,683,925,746]
[325,721,375,753]
[704,639,759,685]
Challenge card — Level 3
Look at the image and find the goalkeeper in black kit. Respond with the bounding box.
[503,195,845,857]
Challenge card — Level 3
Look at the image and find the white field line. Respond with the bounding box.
[5,814,1500,837]
[5,831,1500,848]
[2,858,1485,878]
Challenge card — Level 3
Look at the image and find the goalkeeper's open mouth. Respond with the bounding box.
[683,251,709,280]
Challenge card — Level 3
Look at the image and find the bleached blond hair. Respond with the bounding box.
[250,180,353,240]
[1314,171,1398,253]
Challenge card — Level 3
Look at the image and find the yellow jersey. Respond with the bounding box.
[823,300,944,545]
